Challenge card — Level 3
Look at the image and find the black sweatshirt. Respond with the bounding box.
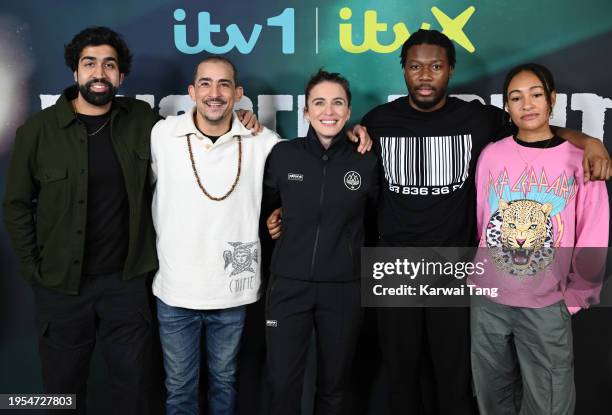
[263,127,379,282]
[362,96,512,247]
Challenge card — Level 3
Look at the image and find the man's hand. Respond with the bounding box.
[266,208,282,240]
[346,124,373,154]
[236,109,262,134]
[582,138,612,182]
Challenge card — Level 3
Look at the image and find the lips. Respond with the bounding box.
[416,85,435,97]
[204,99,227,109]
[521,113,539,121]
[90,82,108,92]
[85,78,113,94]
[320,119,338,125]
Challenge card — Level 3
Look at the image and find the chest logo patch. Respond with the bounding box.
[344,171,361,190]
[288,173,303,181]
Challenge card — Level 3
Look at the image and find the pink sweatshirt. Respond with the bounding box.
[473,136,609,309]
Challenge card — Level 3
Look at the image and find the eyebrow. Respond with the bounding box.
[196,77,234,84]
[312,97,346,102]
[80,56,118,63]
[508,85,545,94]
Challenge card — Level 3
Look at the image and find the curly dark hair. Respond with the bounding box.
[304,69,352,108]
[400,29,456,69]
[64,26,132,75]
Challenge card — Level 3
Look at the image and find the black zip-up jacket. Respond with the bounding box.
[263,127,379,282]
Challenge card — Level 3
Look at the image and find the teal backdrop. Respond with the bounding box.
[1,1,611,413]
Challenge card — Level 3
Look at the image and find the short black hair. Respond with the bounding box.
[304,69,352,107]
[400,29,456,69]
[193,56,238,85]
[503,63,556,115]
[64,27,132,75]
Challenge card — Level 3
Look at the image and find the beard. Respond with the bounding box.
[408,84,448,111]
[78,78,118,106]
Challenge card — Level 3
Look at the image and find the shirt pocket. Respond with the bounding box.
[36,167,67,183]
[35,167,69,230]
[134,148,151,188]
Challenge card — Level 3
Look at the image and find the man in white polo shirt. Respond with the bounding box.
[150,57,280,415]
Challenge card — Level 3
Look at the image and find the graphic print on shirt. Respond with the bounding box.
[484,166,577,278]
[223,241,258,276]
[223,241,259,294]
[380,134,472,196]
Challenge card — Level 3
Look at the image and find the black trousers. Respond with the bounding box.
[32,272,152,415]
[377,307,476,415]
[266,276,362,415]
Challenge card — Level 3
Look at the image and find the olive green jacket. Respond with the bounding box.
[3,86,158,294]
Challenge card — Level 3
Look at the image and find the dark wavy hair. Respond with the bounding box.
[400,29,456,69]
[64,27,132,75]
[304,69,352,108]
[503,62,556,115]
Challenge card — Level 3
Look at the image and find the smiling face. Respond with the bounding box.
[188,60,243,135]
[304,81,351,145]
[506,70,556,140]
[73,44,123,111]
[403,43,453,112]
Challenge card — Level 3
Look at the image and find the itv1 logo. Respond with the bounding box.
[173,8,295,54]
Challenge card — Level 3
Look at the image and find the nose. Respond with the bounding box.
[522,95,534,110]
[210,83,220,97]
[418,67,433,81]
[93,63,105,79]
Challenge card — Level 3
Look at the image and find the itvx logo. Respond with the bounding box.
[173,8,295,54]
[339,6,476,53]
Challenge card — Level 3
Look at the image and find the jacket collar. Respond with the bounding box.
[305,124,348,157]
[56,85,130,128]
[172,108,252,143]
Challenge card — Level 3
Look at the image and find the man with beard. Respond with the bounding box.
[150,57,280,414]
[2,26,157,414]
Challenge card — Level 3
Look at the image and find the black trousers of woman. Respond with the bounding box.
[266,276,362,415]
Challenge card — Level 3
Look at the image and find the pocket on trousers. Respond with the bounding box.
[550,365,575,414]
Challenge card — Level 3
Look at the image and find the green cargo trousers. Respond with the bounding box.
[471,299,575,415]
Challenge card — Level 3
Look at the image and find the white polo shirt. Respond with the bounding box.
[151,109,280,309]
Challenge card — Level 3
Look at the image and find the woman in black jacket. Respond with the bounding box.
[263,70,378,415]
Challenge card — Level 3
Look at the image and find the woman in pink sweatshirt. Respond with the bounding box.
[471,63,609,415]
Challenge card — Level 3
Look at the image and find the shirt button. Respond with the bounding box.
[205,144,212,150]
[322,155,329,161]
